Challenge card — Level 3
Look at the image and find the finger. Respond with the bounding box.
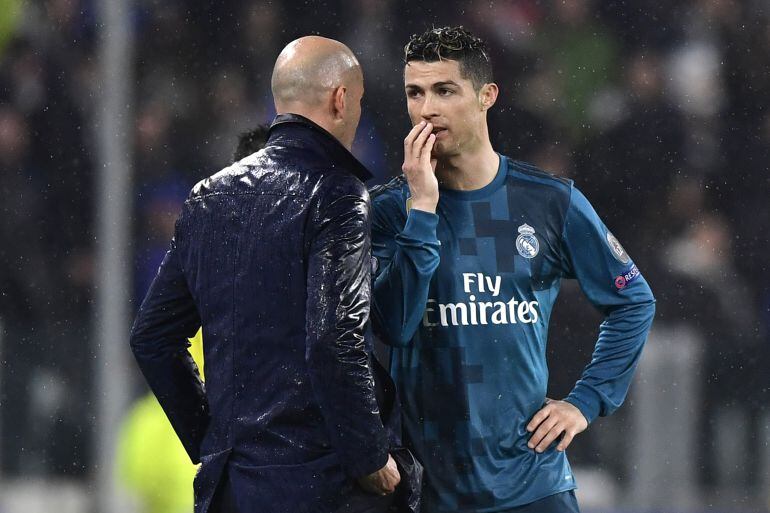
[404,121,427,151]
[526,405,551,432]
[536,424,565,453]
[528,415,558,448]
[557,430,575,452]
[419,132,436,165]
[412,122,433,160]
[388,469,401,490]
[374,481,391,495]
[384,476,398,494]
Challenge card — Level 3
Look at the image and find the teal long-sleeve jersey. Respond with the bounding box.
[370,156,655,513]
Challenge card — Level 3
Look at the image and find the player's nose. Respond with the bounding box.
[420,93,440,120]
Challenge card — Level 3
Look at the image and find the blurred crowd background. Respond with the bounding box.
[1,0,769,512]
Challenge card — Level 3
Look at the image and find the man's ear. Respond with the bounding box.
[332,85,347,120]
[478,82,499,111]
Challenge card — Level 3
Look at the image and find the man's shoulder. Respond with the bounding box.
[188,162,245,200]
[188,150,271,199]
[315,167,369,203]
[504,158,574,197]
[187,149,367,202]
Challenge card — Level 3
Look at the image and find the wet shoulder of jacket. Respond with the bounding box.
[186,151,268,200]
[317,167,370,203]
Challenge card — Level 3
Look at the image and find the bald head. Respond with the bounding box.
[271,36,364,149]
[271,36,361,110]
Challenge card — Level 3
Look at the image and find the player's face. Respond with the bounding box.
[404,59,486,157]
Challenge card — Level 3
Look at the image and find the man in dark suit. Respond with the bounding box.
[130,36,400,513]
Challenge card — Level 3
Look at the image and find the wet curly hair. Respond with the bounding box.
[404,26,493,90]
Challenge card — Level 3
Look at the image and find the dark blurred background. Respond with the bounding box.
[0,0,768,511]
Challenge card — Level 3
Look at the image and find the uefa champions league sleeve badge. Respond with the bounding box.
[606,231,630,264]
[515,223,540,259]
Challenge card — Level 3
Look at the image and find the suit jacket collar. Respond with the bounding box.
[268,113,373,182]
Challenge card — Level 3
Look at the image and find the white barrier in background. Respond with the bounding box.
[0,480,89,513]
[629,324,702,510]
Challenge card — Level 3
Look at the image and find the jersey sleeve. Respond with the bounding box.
[370,191,441,346]
[559,186,656,423]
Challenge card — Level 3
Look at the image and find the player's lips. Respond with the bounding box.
[431,127,448,138]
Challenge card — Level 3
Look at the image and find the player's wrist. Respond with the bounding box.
[563,391,599,425]
[410,197,438,213]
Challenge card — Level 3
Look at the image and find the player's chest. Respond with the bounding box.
[430,197,559,282]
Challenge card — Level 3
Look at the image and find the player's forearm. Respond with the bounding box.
[565,297,656,423]
[372,209,440,346]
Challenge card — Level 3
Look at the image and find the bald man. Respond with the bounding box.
[131,36,400,513]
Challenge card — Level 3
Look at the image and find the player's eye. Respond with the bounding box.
[406,89,423,99]
[438,88,454,96]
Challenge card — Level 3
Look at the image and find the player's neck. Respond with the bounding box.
[436,139,499,191]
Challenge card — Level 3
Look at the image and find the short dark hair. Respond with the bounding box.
[233,124,270,162]
[404,26,493,90]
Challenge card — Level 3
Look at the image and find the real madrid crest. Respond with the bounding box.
[516,223,540,259]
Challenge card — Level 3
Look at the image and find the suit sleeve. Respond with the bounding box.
[304,175,389,479]
[129,214,208,463]
[370,193,441,346]
[560,187,656,423]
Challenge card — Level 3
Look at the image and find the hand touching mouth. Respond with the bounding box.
[431,126,447,138]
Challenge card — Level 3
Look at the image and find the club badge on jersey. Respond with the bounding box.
[515,223,540,259]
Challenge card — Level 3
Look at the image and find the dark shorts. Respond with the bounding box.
[500,490,580,513]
